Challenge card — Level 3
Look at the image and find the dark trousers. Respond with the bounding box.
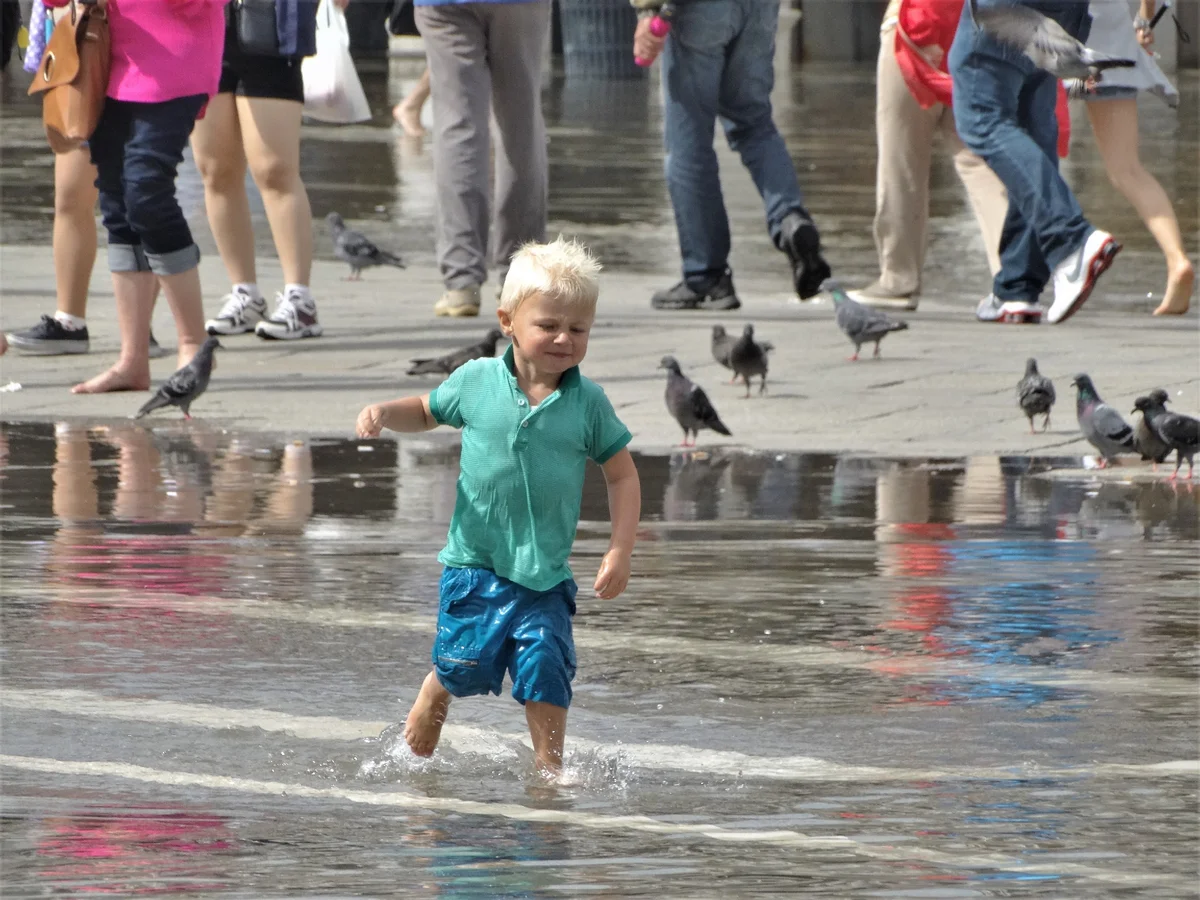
[89,94,206,276]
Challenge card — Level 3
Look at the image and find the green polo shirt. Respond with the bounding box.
[427,345,632,592]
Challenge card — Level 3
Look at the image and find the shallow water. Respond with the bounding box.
[1,421,1197,896]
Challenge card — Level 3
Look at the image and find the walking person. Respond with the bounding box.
[949,0,1119,325]
[6,1,167,358]
[415,0,552,318]
[633,0,832,311]
[73,0,227,394]
[1076,0,1192,316]
[192,0,350,342]
[850,0,1011,310]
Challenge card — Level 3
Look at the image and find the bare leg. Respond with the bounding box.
[53,148,100,318]
[71,272,154,393]
[238,96,313,286]
[404,670,452,757]
[158,267,209,368]
[394,66,431,137]
[1086,99,1193,315]
[191,94,257,286]
[525,700,568,777]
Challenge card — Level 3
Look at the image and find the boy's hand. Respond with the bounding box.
[593,549,631,599]
[633,16,667,66]
[356,404,386,438]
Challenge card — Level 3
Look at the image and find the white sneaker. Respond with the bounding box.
[205,288,268,335]
[847,281,919,311]
[255,290,323,340]
[1048,230,1120,324]
[975,294,1043,324]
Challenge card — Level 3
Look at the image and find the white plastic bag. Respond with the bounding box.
[302,0,372,124]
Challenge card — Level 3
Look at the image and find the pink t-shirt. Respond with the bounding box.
[106,0,228,103]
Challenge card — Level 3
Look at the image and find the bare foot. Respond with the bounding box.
[393,102,426,138]
[404,670,451,757]
[71,365,151,394]
[1153,260,1195,316]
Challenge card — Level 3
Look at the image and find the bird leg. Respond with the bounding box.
[847,349,860,362]
[1043,414,1051,432]
[1097,458,1109,470]
[759,377,767,396]
[873,341,882,359]
[1028,417,1036,435]
[742,377,751,400]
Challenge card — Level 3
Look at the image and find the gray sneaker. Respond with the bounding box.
[434,286,482,318]
[6,315,89,355]
[975,294,1043,324]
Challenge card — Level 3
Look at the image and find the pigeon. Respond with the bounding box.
[407,329,505,376]
[658,355,732,447]
[1146,394,1199,482]
[134,337,221,420]
[1131,390,1171,467]
[1017,357,1056,433]
[326,212,406,280]
[1072,373,1135,467]
[729,324,771,397]
[969,0,1137,82]
[828,283,908,360]
[711,325,735,377]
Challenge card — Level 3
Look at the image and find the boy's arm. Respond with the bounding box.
[593,448,641,600]
[356,394,438,437]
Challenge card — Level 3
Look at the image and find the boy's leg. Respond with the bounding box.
[525,701,568,776]
[404,669,453,757]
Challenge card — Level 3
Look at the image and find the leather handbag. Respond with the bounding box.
[27,0,110,154]
[231,0,281,56]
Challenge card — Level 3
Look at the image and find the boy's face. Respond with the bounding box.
[499,292,595,376]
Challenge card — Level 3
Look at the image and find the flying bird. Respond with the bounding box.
[407,329,505,376]
[969,0,1137,81]
[134,337,221,420]
[1131,390,1171,467]
[1072,373,1135,467]
[326,212,406,280]
[1017,357,1055,433]
[729,324,771,397]
[829,283,908,361]
[659,355,732,447]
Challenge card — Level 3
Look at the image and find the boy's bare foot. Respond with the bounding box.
[404,670,451,757]
[71,365,151,394]
[393,101,426,138]
[1154,260,1195,316]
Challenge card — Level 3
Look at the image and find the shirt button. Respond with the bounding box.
[518,399,526,406]
[521,421,529,428]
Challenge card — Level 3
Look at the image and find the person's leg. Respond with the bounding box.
[944,116,1008,277]
[950,19,1091,303]
[862,26,940,299]
[190,93,257,287]
[662,0,733,286]
[122,95,210,366]
[54,147,100,320]
[485,0,551,287]
[73,99,158,393]
[404,669,453,757]
[394,65,431,137]
[417,4,491,301]
[1086,98,1193,315]
[525,701,568,777]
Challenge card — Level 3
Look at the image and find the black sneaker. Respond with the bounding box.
[651,272,741,311]
[778,211,832,300]
[6,315,90,355]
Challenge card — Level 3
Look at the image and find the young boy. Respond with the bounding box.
[356,237,641,777]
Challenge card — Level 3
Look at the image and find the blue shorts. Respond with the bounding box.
[432,566,577,709]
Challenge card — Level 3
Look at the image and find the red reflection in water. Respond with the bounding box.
[36,809,234,894]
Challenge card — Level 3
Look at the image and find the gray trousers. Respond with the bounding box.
[415,0,551,291]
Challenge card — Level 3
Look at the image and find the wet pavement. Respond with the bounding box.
[1,421,1198,896]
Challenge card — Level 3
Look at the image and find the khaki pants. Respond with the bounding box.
[873,23,1008,295]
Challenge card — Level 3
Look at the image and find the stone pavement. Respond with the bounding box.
[1,244,1196,459]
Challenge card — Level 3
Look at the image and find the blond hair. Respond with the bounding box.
[498,236,602,314]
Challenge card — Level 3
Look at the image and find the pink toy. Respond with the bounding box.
[635,2,675,67]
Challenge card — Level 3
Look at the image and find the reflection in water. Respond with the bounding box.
[1,425,1197,895]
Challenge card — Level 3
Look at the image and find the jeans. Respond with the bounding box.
[89,94,206,276]
[662,0,808,286]
[949,2,1093,302]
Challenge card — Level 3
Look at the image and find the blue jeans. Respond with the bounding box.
[89,95,206,276]
[662,0,807,286]
[949,2,1092,302]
